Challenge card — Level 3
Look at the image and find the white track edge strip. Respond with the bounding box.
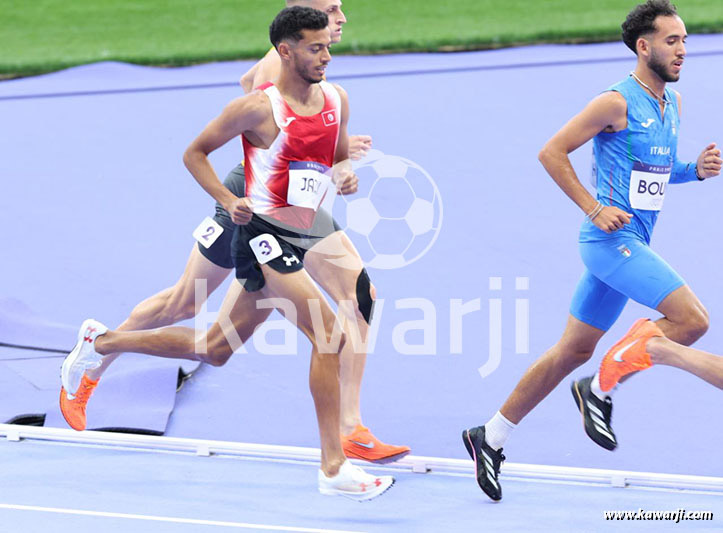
[2,424,720,493]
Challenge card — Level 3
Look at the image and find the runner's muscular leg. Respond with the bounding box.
[305,230,371,434]
[500,315,605,424]
[653,284,709,345]
[645,285,722,388]
[88,246,232,378]
[259,263,347,476]
[94,278,272,365]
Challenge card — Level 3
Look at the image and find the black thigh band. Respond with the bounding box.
[356,268,375,325]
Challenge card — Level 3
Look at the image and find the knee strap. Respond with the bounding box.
[356,268,375,325]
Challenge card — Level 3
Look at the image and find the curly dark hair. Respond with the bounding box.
[622,0,679,53]
[269,6,329,49]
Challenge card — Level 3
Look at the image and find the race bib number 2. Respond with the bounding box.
[629,161,671,211]
[192,217,224,249]
[287,161,331,210]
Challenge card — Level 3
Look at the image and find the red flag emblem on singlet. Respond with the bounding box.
[322,110,337,127]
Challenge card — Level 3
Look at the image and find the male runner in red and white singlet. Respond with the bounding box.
[60,7,394,501]
[59,0,409,466]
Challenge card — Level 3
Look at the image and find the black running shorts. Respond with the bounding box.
[197,164,341,272]
[197,163,246,269]
[231,209,342,291]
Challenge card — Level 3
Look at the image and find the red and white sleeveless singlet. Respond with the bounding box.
[243,81,341,229]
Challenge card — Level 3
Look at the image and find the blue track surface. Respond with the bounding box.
[1,439,721,532]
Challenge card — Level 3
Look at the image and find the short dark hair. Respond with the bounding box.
[622,0,679,54]
[269,6,329,49]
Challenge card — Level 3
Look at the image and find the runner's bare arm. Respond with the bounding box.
[332,85,357,195]
[696,143,722,179]
[539,91,633,233]
[241,48,282,93]
[240,62,260,93]
[183,92,268,222]
[349,134,372,160]
[334,85,350,164]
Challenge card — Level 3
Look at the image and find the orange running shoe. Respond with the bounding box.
[59,374,99,431]
[599,318,663,391]
[342,425,411,464]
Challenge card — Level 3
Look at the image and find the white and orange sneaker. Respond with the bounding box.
[60,319,107,398]
[318,460,394,501]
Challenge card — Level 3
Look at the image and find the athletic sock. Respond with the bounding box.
[590,372,611,401]
[484,411,516,451]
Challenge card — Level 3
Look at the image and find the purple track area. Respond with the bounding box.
[1,439,721,533]
[2,35,723,487]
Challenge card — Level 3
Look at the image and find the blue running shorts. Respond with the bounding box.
[570,235,685,331]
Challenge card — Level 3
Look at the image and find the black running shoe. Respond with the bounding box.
[571,377,617,451]
[462,426,504,501]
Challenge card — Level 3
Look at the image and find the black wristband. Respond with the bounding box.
[695,164,704,181]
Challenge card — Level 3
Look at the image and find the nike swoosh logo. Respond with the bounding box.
[350,440,375,449]
[641,119,655,128]
[612,340,638,363]
[281,117,296,127]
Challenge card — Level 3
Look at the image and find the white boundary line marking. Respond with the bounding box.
[0,503,366,533]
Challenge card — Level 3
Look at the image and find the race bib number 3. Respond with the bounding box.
[192,217,224,249]
[287,161,331,210]
[249,233,283,264]
[629,161,671,211]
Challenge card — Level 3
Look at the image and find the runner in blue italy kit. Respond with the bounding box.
[462,0,723,502]
[570,74,689,332]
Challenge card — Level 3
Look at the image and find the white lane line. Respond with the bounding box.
[0,504,366,533]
